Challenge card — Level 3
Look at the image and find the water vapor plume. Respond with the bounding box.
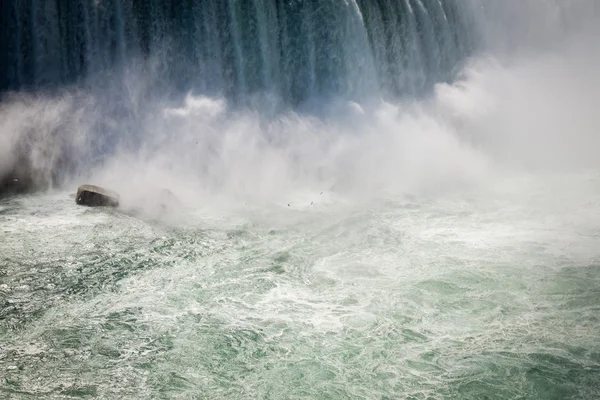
[1,0,599,210]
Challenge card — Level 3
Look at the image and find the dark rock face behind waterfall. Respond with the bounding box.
[0,0,477,103]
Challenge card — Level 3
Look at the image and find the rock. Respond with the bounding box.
[0,131,75,198]
[158,188,182,208]
[0,157,41,197]
[152,188,183,215]
[75,185,120,207]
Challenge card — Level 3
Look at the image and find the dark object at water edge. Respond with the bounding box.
[76,185,120,207]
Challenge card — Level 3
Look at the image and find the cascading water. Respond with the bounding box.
[1,1,600,399]
[0,0,475,102]
[0,0,482,193]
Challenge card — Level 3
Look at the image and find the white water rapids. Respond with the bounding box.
[1,1,600,399]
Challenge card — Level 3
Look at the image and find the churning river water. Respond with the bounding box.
[1,172,599,399]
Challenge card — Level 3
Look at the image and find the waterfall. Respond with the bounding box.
[0,0,477,104]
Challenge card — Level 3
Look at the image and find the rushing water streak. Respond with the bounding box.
[0,0,476,103]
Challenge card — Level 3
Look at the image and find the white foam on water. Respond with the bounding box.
[2,167,599,397]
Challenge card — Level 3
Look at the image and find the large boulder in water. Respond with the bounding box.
[0,152,52,198]
[0,123,76,198]
[76,185,120,207]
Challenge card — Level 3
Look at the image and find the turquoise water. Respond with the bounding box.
[1,174,599,399]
